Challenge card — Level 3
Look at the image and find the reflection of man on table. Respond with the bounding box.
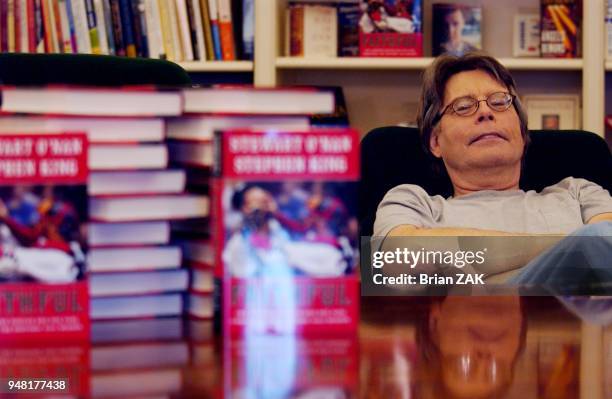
[374,53,612,293]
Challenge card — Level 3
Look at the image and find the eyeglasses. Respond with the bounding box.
[433,92,515,125]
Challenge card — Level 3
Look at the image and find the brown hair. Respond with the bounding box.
[416,52,530,163]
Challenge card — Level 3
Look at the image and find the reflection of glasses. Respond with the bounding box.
[434,92,515,125]
[445,353,507,383]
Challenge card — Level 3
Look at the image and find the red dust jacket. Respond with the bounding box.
[214,128,360,336]
[0,133,89,341]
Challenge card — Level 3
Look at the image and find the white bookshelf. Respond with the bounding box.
[275,57,584,71]
[253,0,606,137]
[178,61,253,73]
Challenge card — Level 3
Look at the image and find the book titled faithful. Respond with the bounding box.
[215,128,360,336]
[0,133,89,341]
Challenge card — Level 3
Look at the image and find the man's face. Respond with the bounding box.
[430,70,524,173]
[430,297,523,398]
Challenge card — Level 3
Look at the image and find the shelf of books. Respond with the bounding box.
[178,61,255,72]
[275,57,584,71]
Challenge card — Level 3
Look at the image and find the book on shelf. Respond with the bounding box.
[0,133,89,341]
[432,3,481,57]
[358,0,422,57]
[89,143,168,170]
[2,0,253,61]
[214,128,360,335]
[540,0,580,58]
[338,1,360,57]
[514,10,541,57]
[287,2,338,58]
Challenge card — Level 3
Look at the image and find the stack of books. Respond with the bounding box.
[0,86,209,321]
[166,86,332,321]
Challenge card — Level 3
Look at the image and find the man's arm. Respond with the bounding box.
[388,224,530,237]
[386,224,564,275]
[587,212,612,224]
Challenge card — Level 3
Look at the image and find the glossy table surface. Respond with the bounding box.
[3,296,610,398]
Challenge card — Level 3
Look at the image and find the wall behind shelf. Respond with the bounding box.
[280,69,581,137]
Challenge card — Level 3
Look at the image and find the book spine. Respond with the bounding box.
[26,0,35,51]
[166,0,182,60]
[64,0,79,52]
[137,0,148,57]
[540,0,579,58]
[190,0,205,60]
[101,0,114,53]
[8,0,15,52]
[58,0,73,52]
[19,0,28,52]
[93,0,109,53]
[199,0,213,60]
[52,0,65,52]
[70,0,92,53]
[33,0,44,52]
[40,0,54,52]
[186,0,203,60]
[0,0,7,52]
[206,0,220,59]
[240,0,253,60]
[289,4,303,56]
[157,0,174,60]
[130,0,146,57]
[108,0,124,55]
[337,4,359,57]
[118,0,135,56]
[144,0,163,58]
[84,0,100,53]
[215,0,233,60]
[174,0,193,60]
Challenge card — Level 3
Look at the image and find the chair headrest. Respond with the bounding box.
[359,126,612,236]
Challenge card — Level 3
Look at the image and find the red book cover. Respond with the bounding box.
[215,128,360,336]
[0,133,89,341]
[540,0,580,58]
[358,0,423,57]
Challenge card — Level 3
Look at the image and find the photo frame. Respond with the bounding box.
[521,94,581,130]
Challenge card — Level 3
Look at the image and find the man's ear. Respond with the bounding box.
[429,128,442,158]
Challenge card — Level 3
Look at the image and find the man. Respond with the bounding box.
[373,53,612,290]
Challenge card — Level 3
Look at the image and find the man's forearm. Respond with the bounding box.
[386,224,565,275]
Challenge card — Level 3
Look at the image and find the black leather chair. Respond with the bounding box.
[0,53,192,86]
[359,126,612,236]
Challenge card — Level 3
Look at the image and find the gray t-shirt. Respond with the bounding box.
[374,177,612,237]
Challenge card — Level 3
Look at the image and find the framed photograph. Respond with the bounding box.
[522,95,581,130]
